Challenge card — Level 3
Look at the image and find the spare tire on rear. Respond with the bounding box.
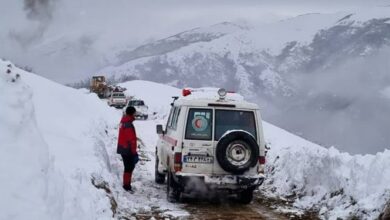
[216,131,259,175]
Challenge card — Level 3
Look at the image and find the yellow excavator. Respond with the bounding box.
[90,76,110,98]
[90,76,127,99]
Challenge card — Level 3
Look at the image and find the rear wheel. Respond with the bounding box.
[167,171,181,202]
[155,156,165,184]
[237,188,254,204]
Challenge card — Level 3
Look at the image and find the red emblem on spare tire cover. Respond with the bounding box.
[216,131,259,174]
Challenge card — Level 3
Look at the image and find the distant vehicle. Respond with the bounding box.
[90,76,110,98]
[90,75,127,99]
[155,88,266,204]
[107,92,127,108]
[125,99,149,120]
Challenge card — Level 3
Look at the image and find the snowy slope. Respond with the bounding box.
[263,123,390,219]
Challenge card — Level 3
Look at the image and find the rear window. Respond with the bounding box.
[113,93,125,97]
[185,108,213,140]
[215,110,257,140]
[128,100,144,106]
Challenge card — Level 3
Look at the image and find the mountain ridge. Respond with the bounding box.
[97,10,390,154]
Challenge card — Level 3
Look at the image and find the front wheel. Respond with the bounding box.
[155,157,165,184]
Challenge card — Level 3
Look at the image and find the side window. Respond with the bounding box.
[171,108,181,130]
[185,108,213,140]
[166,107,181,130]
[166,107,175,129]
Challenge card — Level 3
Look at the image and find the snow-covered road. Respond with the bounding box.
[105,115,296,219]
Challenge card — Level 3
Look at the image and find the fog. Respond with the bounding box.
[264,47,390,154]
[1,0,388,83]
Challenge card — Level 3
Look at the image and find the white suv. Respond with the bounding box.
[155,88,266,204]
[125,99,149,120]
[107,92,126,108]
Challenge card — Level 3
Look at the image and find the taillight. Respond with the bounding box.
[174,152,182,172]
[258,156,266,165]
[258,156,266,174]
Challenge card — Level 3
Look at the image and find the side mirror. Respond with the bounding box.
[156,124,164,135]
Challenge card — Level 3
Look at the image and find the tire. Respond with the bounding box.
[155,156,165,184]
[167,171,181,202]
[237,188,254,204]
[216,131,259,174]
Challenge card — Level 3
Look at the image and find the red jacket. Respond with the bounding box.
[117,115,137,155]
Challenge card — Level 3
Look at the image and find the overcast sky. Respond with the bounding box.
[1,0,389,82]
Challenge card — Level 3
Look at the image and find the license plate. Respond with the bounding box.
[183,155,214,163]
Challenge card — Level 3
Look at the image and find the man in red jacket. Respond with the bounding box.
[117,106,139,191]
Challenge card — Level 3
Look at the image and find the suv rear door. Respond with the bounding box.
[182,108,215,174]
[212,109,258,174]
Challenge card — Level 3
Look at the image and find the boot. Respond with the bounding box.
[123,172,132,191]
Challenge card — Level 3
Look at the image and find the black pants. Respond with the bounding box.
[121,155,136,173]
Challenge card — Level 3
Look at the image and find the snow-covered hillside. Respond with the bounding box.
[1,60,389,219]
[99,9,390,154]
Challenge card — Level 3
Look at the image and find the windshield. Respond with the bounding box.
[128,100,145,106]
[215,110,257,140]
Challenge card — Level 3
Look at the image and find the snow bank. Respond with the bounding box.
[0,60,120,220]
[263,122,390,219]
[0,61,53,219]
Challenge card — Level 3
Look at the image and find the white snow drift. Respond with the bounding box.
[0,59,119,220]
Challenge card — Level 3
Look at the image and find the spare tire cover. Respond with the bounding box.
[216,131,259,174]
